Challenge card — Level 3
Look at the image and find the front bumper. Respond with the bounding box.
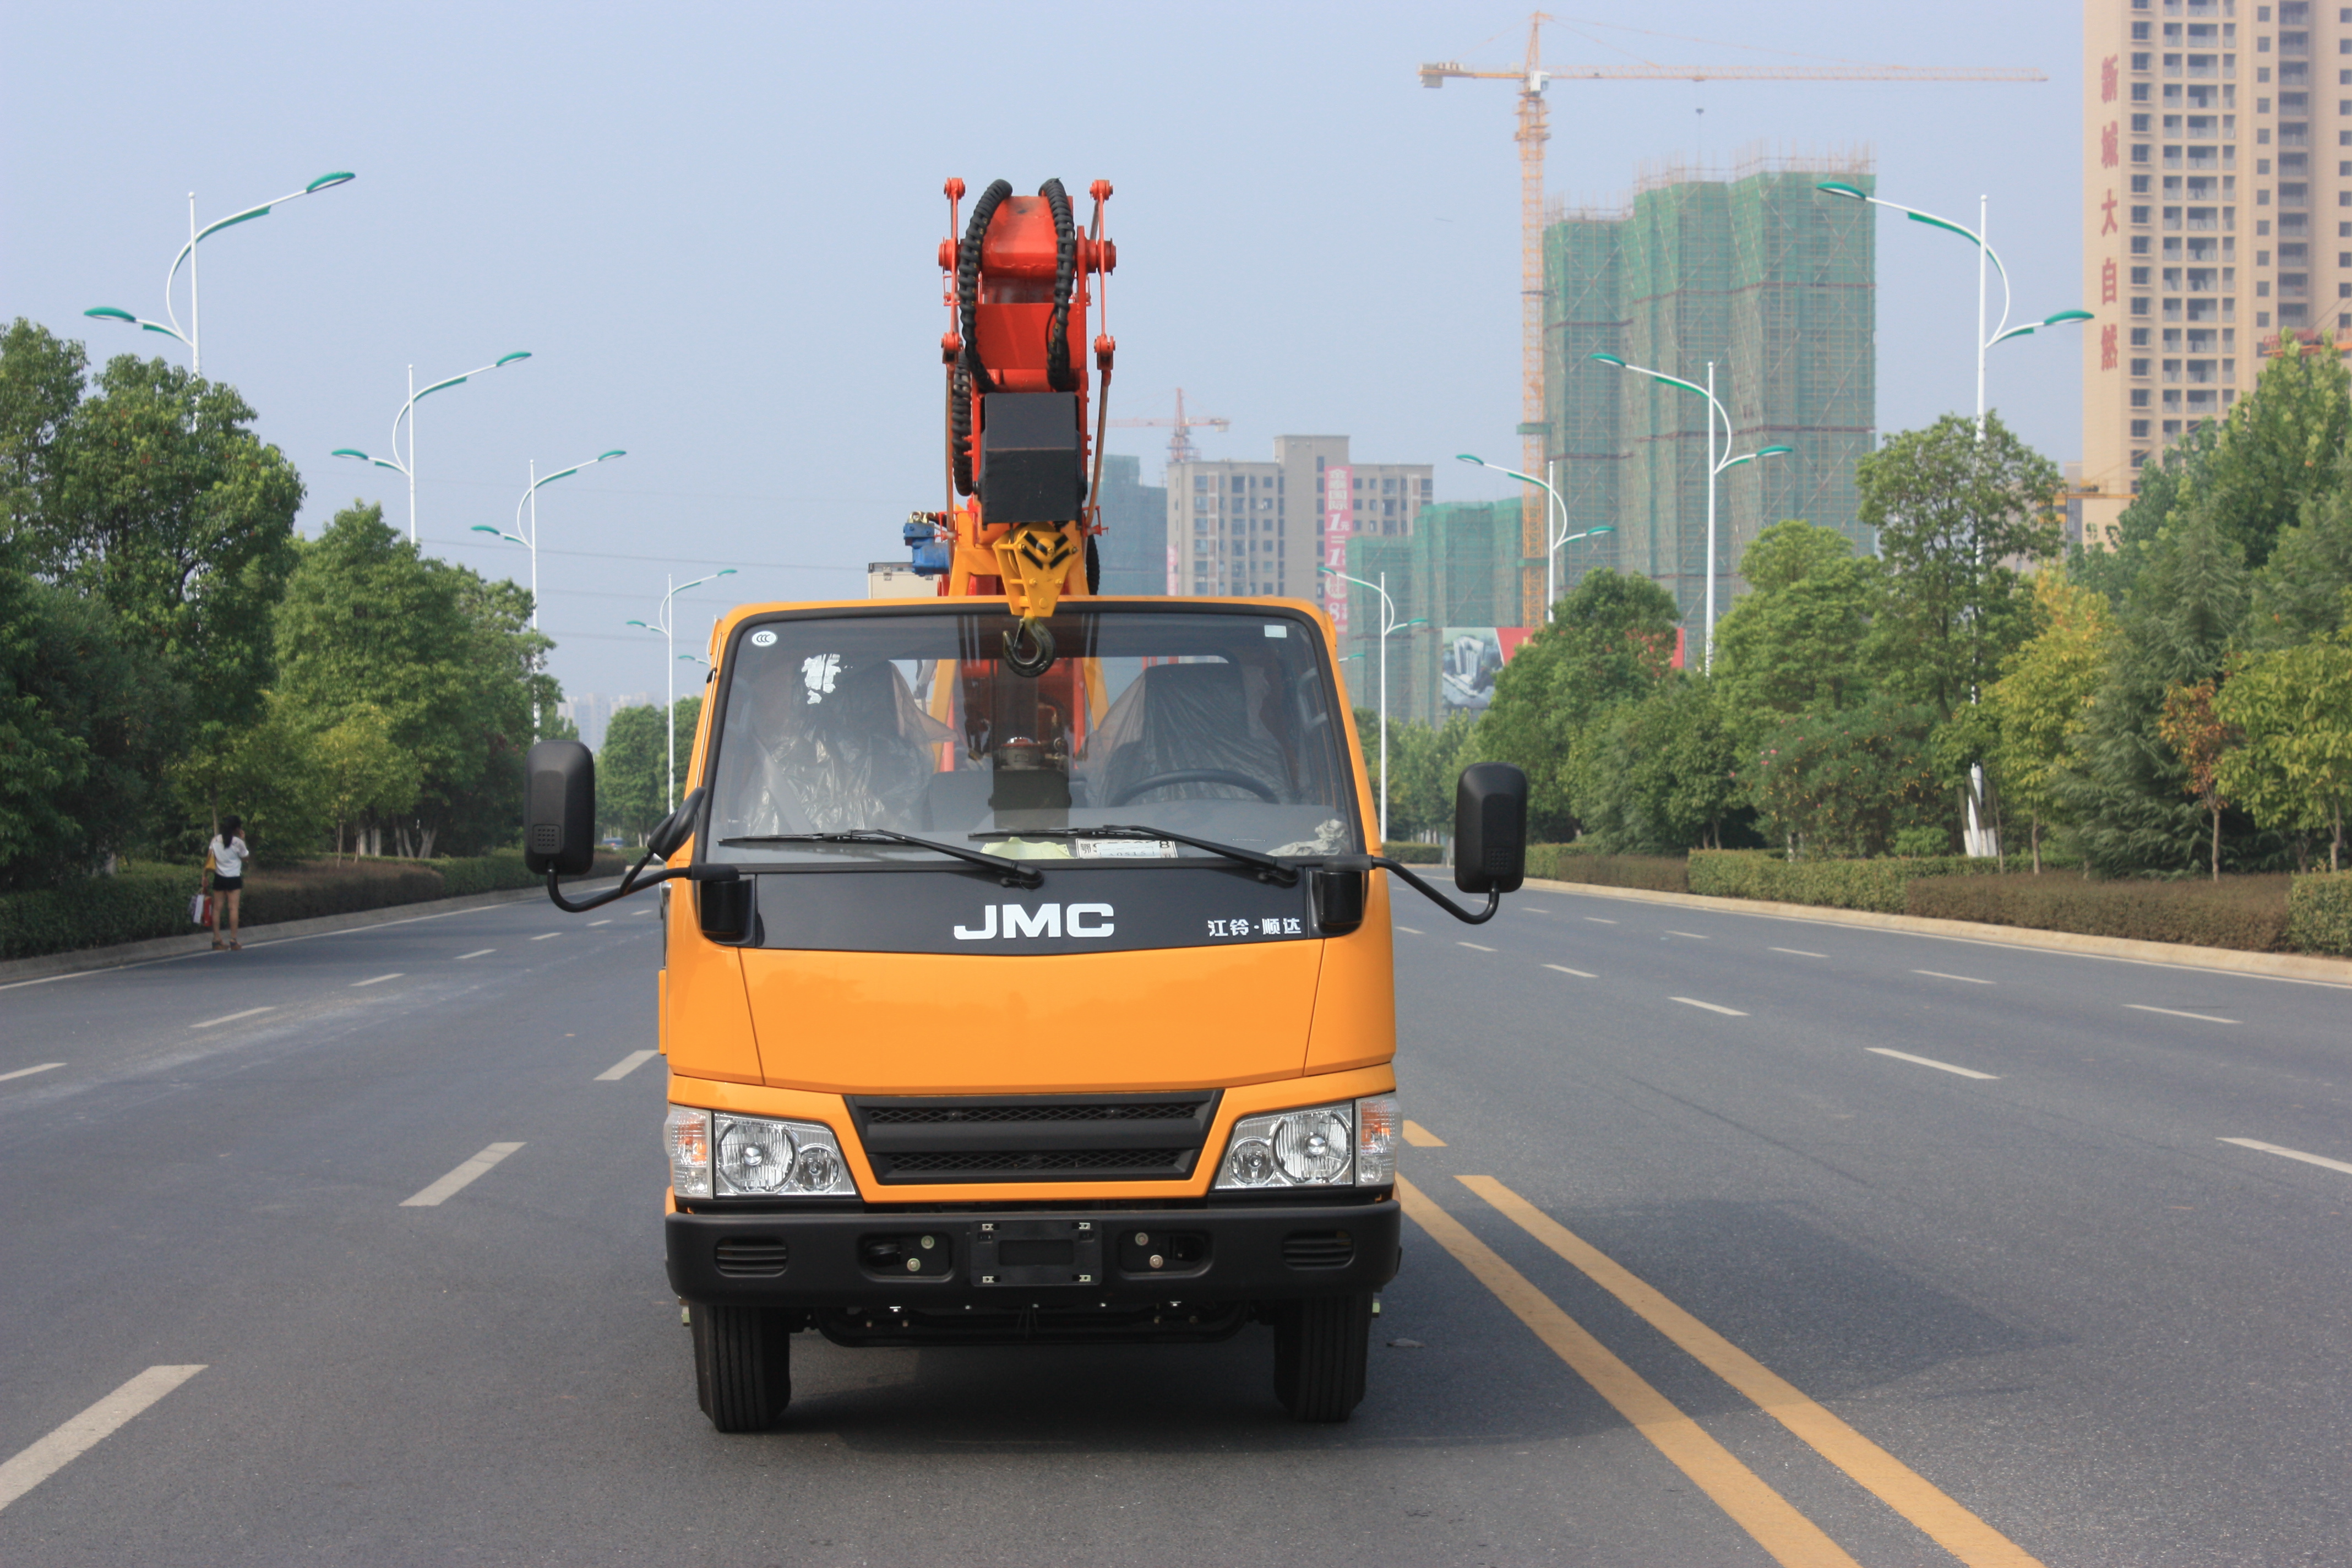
[666,1195,1401,1311]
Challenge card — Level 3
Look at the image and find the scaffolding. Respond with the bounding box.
[1343,498,1525,729]
[1543,147,1877,626]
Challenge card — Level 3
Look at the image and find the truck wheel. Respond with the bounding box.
[689,1303,792,1432]
[1272,1292,1372,1422]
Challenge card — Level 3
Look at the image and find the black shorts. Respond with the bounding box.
[213,875,243,893]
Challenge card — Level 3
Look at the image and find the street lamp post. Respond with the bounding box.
[333,352,533,544]
[1817,182,2090,857]
[628,569,737,812]
[1586,355,1791,673]
[1457,452,1615,617]
[1319,566,1427,845]
[472,449,627,738]
[85,172,357,377]
[1815,182,2092,443]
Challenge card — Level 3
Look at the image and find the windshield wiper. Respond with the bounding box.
[1067,825,1301,887]
[720,831,1043,889]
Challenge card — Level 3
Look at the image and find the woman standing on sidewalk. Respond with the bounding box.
[208,816,250,951]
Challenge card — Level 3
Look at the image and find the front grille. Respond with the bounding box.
[848,1091,1222,1184]
[713,1236,790,1277]
[1282,1230,1354,1268]
[865,1100,1208,1125]
[889,1148,1194,1177]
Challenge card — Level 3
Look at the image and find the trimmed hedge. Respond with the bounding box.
[1379,843,1444,865]
[1524,845,1690,893]
[0,851,630,962]
[1689,850,1999,914]
[2287,872,2352,956]
[1906,872,2295,952]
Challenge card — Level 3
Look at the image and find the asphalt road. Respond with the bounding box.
[2,884,2347,1565]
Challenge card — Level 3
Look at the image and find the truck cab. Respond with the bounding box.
[525,591,1525,1429]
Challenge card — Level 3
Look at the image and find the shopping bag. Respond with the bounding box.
[190,892,211,927]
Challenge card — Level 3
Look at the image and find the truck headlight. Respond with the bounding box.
[1212,1095,1401,1190]
[665,1105,857,1198]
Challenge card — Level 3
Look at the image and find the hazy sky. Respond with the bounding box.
[3,1,2082,703]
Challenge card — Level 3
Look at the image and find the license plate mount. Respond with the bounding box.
[972,1219,1101,1287]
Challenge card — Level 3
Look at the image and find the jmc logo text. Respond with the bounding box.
[952,903,1115,940]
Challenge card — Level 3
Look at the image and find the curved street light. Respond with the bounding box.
[335,352,532,544]
[1587,354,1792,673]
[1457,452,1616,616]
[473,449,627,738]
[628,569,738,811]
[1318,565,1426,845]
[1816,181,2090,439]
[84,171,356,377]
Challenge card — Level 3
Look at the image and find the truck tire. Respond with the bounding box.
[1272,1291,1372,1422]
[689,1302,792,1433]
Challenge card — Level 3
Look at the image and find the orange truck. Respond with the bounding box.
[520,178,1527,1431]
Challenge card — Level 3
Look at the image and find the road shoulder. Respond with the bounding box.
[1521,876,2352,987]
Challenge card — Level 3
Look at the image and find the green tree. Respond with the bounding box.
[273,503,553,858]
[1476,569,1681,839]
[311,703,421,861]
[1580,676,1742,852]
[598,702,668,843]
[2215,615,2352,871]
[1985,568,2115,871]
[1712,520,1879,738]
[2246,453,2352,647]
[0,546,186,888]
[2173,339,2351,571]
[2158,677,2241,881]
[1747,698,1942,859]
[168,690,334,861]
[22,349,303,736]
[0,319,88,537]
[2057,509,2254,874]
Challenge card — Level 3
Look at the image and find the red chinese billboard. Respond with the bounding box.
[1322,464,1354,631]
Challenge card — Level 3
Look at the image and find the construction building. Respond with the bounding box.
[2079,0,2349,543]
[1090,453,1169,596]
[1540,151,1878,627]
[1343,499,1531,728]
[1163,438,1431,631]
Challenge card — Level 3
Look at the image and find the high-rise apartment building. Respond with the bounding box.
[1163,438,1431,628]
[1089,453,1169,596]
[2081,0,2341,543]
[1543,153,1877,629]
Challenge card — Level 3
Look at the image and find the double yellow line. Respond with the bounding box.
[1400,1175,2044,1568]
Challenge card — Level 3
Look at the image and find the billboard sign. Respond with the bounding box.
[1440,626,1534,715]
[1322,465,1354,631]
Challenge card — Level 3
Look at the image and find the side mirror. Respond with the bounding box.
[647,786,707,862]
[1453,762,1527,895]
[525,740,596,876]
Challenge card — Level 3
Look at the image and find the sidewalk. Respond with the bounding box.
[0,878,623,990]
[1523,876,2352,987]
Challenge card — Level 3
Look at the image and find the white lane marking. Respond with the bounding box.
[0,1365,206,1513]
[1397,926,1424,935]
[190,1006,274,1030]
[1458,941,1496,952]
[455,949,496,961]
[2219,1137,2352,1177]
[1521,907,1551,914]
[1670,997,1747,1017]
[1665,930,1711,940]
[0,1063,66,1084]
[1584,917,1618,924]
[530,932,561,941]
[1545,963,1597,979]
[350,973,402,988]
[589,919,613,928]
[1771,948,1827,959]
[1913,969,1993,985]
[596,1049,660,1082]
[400,1142,526,1207]
[2126,1003,2239,1025]
[1867,1047,1999,1080]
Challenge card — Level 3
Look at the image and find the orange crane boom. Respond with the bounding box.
[1422,12,2047,622]
[1108,386,1232,469]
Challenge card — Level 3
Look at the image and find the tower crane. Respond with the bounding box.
[1110,387,1232,471]
[1421,12,2046,620]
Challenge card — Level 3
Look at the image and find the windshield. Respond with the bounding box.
[704,604,1362,867]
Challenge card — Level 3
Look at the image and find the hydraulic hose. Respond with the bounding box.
[1040,178,1077,394]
